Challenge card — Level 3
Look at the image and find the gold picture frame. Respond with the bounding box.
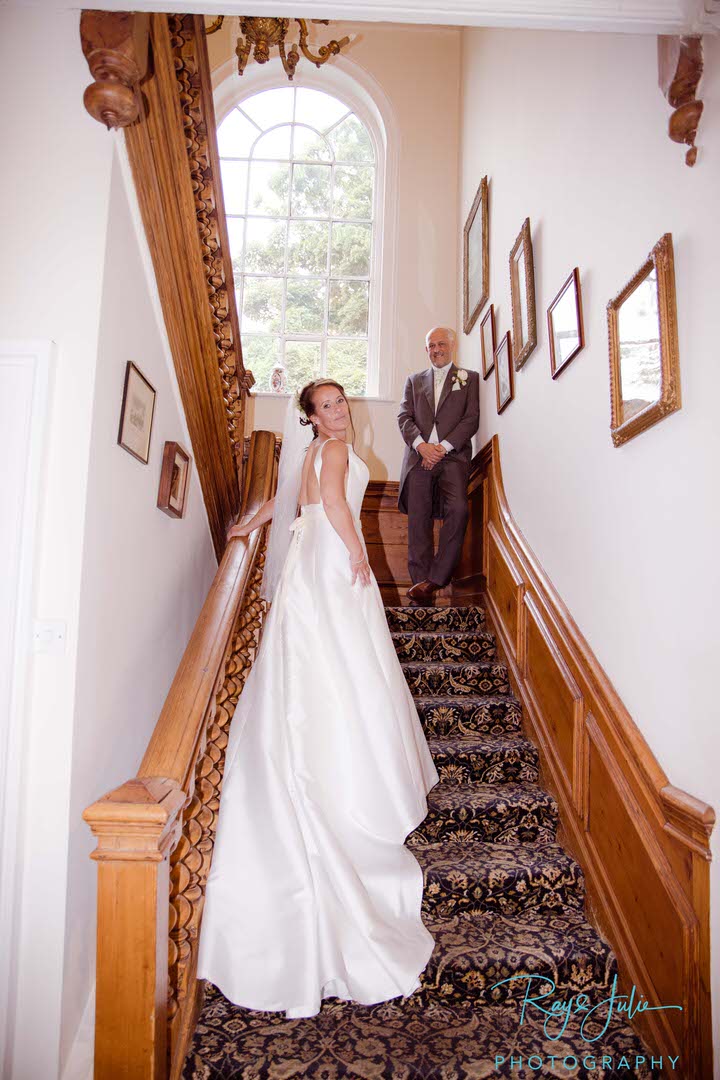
[509,217,537,371]
[494,331,514,414]
[607,233,681,447]
[463,176,489,334]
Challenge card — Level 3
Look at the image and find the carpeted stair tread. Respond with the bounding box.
[184,982,657,1079]
[428,733,539,784]
[385,604,487,632]
[421,907,617,1006]
[415,840,584,917]
[410,783,558,846]
[415,694,523,736]
[391,630,496,662]
[402,660,512,697]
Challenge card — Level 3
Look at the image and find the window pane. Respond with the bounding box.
[285,279,326,334]
[295,88,349,132]
[245,219,287,274]
[226,217,245,273]
[326,339,368,396]
[220,160,248,215]
[248,162,290,216]
[333,166,373,220]
[284,341,322,390]
[292,164,331,218]
[328,280,369,336]
[287,221,329,276]
[243,335,279,393]
[252,125,292,160]
[329,114,374,163]
[242,277,283,332]
[217,108,258,157]
[292,125,332,162]
[331,223,371,278]
[241,88,294,128]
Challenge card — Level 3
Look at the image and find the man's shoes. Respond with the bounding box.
[407,580,437,606]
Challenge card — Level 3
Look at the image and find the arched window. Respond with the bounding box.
[218,86,379,396]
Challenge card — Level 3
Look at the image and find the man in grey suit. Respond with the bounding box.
[397,327,480,605]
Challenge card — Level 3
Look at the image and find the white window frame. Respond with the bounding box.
[214,54,399,400]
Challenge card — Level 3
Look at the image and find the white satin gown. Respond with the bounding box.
[197,438,439,1017]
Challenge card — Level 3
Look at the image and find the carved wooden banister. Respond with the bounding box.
[84,429,277,1079]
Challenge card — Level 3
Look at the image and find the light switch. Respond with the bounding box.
[33,620,67,655]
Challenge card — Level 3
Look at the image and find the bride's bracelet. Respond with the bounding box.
[350,553,367,567]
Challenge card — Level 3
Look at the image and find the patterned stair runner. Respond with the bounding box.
[184,603,657,1079]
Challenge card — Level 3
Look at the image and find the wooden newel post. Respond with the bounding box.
[83,777,187,1079]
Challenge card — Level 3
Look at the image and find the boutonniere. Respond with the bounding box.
[451,368,469,391]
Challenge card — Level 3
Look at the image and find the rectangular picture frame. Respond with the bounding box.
[157,441,191,519]
[463,176,489,334]
[494,331,514,414]
[548,267,585,379]
[509,217,537,371]
[480,303,496,380]
[118,361,156,465]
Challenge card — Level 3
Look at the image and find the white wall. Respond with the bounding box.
[458,26,720,1069]
[60,149,217,1070]
[0,8,216,1077]
[210,23,462,479]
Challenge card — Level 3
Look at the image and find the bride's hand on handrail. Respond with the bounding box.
[350,550,371,588]
[227,521,252,540]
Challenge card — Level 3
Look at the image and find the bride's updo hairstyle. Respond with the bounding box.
[298,378,355,445]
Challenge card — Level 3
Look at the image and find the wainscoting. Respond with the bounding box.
[474,435,714,1078]
[361,479,483,604]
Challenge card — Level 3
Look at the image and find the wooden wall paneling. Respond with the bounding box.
[523,593,583,807]
[472,433,715,1078]
[486,521,524,663]
[585,713,694,1060]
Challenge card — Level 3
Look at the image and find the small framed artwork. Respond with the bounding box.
[494,331,514,414]
[157,441,191,518]
[463,176,489,334]
[480,304,496,380]
[509,217,537,370]
[548,268,585,378]
[118,362,156,464]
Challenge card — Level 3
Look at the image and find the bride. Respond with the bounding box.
[197,378,439,1018]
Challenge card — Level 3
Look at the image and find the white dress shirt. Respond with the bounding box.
[412,364,454,454]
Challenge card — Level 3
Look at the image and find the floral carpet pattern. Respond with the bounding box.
[184,603,655,1079]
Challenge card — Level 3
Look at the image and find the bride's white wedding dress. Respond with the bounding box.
[197,438,439,1018]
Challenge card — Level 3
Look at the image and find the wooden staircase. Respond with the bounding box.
[180,600,657,1077]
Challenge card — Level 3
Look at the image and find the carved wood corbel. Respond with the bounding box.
[658,35,704,166]
[80,10,150,129]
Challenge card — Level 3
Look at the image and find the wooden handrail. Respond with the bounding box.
[83,429,277,1079]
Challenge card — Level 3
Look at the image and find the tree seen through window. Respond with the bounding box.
[218,87,376,395]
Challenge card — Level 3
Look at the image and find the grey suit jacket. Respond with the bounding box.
[397,364,480,514]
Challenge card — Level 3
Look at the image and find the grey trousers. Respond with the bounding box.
[404,456,469,588]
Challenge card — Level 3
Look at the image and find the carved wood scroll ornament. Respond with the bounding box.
[80,10,150,129]
[658,35,704,166]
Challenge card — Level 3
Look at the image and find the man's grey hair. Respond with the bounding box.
[425,326,457,347]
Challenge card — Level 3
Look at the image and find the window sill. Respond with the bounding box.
[250,392,397,404]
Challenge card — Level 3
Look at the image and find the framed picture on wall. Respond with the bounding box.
[548,268,585,378]
[157,441,191,519]
[494,331,514,414]
[480,304,496,380]
[509,217,537,370]
[118,362,156,464]
[463,176,489,334]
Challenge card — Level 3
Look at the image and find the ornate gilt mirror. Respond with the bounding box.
[606,233,681,447]
[509,217,537,370]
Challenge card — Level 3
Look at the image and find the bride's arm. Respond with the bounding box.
[319,441,371,586]
[227,496,275,540]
